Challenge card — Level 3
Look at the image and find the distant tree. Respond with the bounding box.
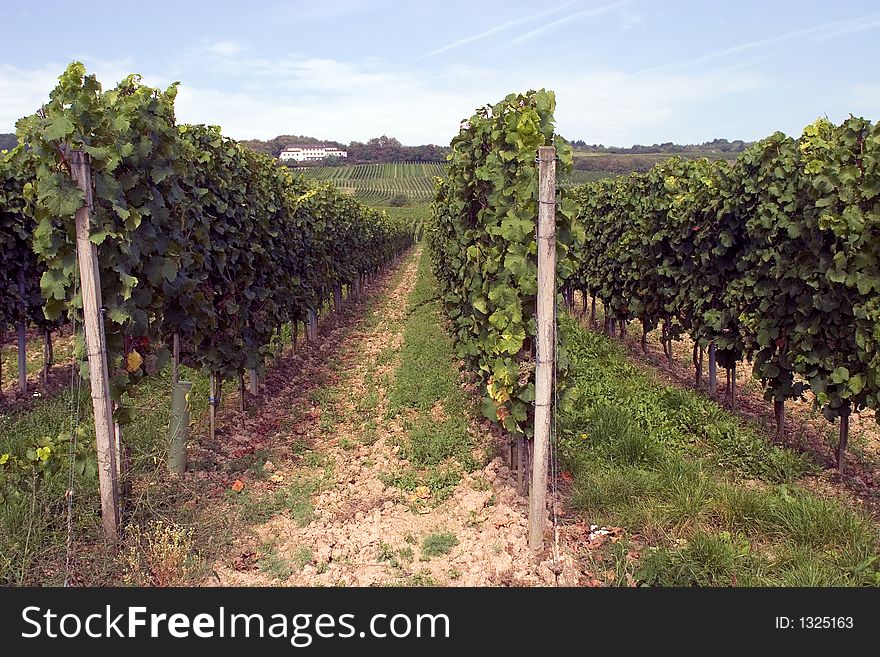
[0,133,16,151]
[240,133,448,164]
[388,193,410,207]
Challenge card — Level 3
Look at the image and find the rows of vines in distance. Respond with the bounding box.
[0,62,413,523]
[295,162,446,204]
[568,116,880,469]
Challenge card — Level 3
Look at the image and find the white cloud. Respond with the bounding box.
[418,0,578,60]
[0,57,163,130]
[502,0,630,48]
[0,63,62,128]
[197,40,247,58]
[0,48,770,146]
[642,13,880,74]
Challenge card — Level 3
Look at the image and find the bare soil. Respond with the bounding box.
[204,251,576,587]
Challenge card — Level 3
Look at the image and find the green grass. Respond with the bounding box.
[382,248,479,501]
[0,362,212,585]
[259,543,296,580]
[560,314,880,586]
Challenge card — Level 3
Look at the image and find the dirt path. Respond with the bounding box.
[208,250,570,587]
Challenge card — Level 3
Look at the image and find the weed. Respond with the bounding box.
[259,544,294,580]
[636,532,754,587]
[121,520,199,587]
[376,541,395,562]
[422,531,458,558]
[292,546,314,570]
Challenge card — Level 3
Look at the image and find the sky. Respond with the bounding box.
[1,0,879,146]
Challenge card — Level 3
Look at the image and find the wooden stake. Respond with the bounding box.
[209,372,217,441]
[729,363,736,406]
[71,151,119,541]
[837,409,850,474]
[708,343,717,395]
[530,145,556,552]
[238,371,245,412]
[308,309,318,343]
[333,283,343,315]
[774,399,785,440]
[42,327,52,385]
[172,332,180,385]
[17,266,29,395]
[248,368,258,396]
[516,437,524,495]
[293,320,299,352]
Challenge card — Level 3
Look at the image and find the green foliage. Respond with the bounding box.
[636,531,757,587]
[391,250,474,468]
[8,61,412,406]
[421,530,458,558]
[0,147,58,335]
[560,316,811,484]
[569,115,880,435]
[560,315,878,587]
[429,90,582,435]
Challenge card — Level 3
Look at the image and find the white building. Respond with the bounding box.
[279,144,348,162]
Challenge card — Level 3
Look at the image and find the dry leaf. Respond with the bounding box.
[269,472,285,484]
[231,479,245,492]
[125,350,144,372]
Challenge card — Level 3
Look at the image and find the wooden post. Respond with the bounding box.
[209,372,218,441]
[238,371,245,412]
[42,327,52,385]
[248,368,258,396]
[71,151,119,541]
[17,267,27,395]
[774,399,785,440]
[172,332,180,385]
[293,320,299,352]
[837,406,850,474]
[708,343,717,395]
[333,283,343,315]
[530,145,556,552]
[729,363,737,406]
[308,309,318,343]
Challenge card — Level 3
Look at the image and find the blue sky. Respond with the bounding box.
[1,0,878,146]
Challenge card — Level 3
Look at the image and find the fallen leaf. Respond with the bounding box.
[269,472,285,484]
[233,552,258,571]
[231,479,245,492]
[125,350,144,372]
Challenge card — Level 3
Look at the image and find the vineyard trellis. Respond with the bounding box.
[0,63,414,540]
[297,162,446,203]
[569,117,880,472]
